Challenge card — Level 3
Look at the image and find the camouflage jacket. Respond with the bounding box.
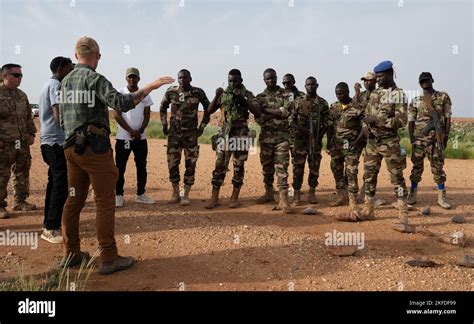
[283,87,305,104]
[364,86,408,139]
[160,86,210,133]
[353,89,373,110]
[0,83,36,143]
[257,86,291,137]
[408,90,452,141]
[289,94,329,147]
[218,84,257,136]
[59,64,135,147]
[328,99,365,146]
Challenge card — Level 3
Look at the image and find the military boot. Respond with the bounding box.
[329,189,348,207]
[359,196,376,220]
[406,187,417,205]
[205,187,220,209]
[180,184,191,206]
[307,187,318,204]
[279,190,295,214]
[293,189,302,206]
[229,187,241,208]
[168,183,180,204]
[256,186,275,204]
[437,189,451,210]
[12,201,36,211]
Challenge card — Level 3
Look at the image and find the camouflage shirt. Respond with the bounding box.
[364,86,408,139]
[328,99,365,145]
[353,89,373,110]
[283,87,305,103]
[289,94,329,147]
[408,90,452,141]
[218,85,258,136]
[160,86,210,133]
[257,86,291,135]
[59,64,135,147]
[0,84,36,143]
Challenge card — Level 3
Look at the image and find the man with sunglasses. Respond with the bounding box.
[0,64,37,219]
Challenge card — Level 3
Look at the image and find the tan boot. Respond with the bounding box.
[12,201,36,211]
[279,190,295,214]
[337,193,363,222]
[307,187,318,204]
[168,183,180,204]
[180,185,191,206]
[293,189,302,206]
[229,187,241,208]
[0,207,12,219]
[406,187,417,205]
[205,187,220,209]
[397,198,409,225]
[329,189,348,207]
[437,189,451,210]
[359,196,376,220]
[256,186,275,204]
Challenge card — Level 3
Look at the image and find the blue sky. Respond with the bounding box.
[1,0,473,116]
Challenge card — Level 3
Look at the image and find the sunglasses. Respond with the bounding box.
[9,73,23,78]
[282,81,292,85]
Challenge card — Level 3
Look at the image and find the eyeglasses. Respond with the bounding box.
[282,81,292,85]
[9,73,23,78]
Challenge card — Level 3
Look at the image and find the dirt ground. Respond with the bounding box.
[0,137,473,291]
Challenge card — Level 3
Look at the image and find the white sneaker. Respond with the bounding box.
[135,194,155,204]
[116,195,124,207]
[41,229,63,244]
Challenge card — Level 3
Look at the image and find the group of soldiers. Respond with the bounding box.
[0,35,453,274]
[160,61,452,233]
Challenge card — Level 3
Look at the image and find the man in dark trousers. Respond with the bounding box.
[39,56,74,243]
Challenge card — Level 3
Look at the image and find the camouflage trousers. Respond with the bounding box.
[330,147,362,194]
[364,137,407,198]
[410,139,446,185]
[291,144,323,190]
[259,132,290,190]
[0,141,31,207]
[167,132,199,186]
[211,148,248,189]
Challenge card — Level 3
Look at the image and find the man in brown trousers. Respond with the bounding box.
[59,36,174,275]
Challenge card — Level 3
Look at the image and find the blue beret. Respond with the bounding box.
[373,60,393,73]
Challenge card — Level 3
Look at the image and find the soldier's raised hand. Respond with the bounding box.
[215,87,224,97]
[354,83,362,97]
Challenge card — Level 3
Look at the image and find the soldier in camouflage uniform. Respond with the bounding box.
[160,69,210,206]
[0,63,37,219]
[282,73,305,160]
[407,72,452,209]
[288,76,329,205]
[327,82,366,221]
[205,69,260,209]
[255,69,294,213]
[361,60,409,226]
[354,72,376,202]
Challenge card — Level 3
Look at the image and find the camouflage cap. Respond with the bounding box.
[125,67,140,77]
[361,72,375,81]
[75,36,100,55]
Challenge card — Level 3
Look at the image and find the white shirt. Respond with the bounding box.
[115,87,153,141]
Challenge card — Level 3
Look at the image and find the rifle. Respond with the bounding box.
[420,94,445,158]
